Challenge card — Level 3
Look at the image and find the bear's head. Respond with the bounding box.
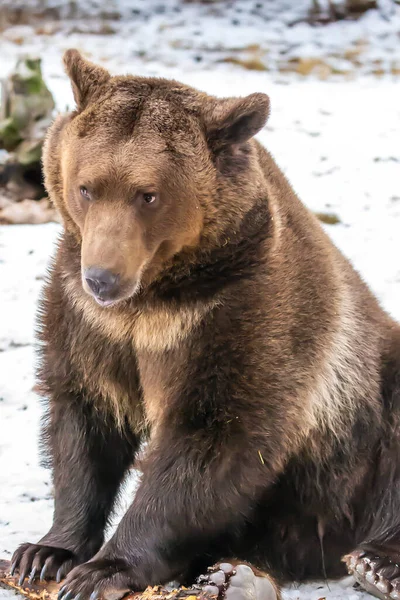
[44,50,270,307]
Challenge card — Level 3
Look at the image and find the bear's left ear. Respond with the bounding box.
[205,93,270,150]
[63,49,111,111]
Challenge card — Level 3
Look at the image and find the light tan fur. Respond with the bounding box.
[305,264,381,449]
[63,276,219,353]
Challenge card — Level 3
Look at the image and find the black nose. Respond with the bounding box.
[84,267,119,300]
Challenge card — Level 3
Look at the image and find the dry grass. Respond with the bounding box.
[315,212,341,225]
[219,56,268,71]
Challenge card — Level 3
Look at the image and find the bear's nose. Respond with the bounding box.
[84,267,119,301]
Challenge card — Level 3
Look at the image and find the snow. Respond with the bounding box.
[1,0,400,81]
[1,1,400,599]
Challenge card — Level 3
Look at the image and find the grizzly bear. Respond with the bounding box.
[10,49,400,600]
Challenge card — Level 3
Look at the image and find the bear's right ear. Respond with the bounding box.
[63,49,110,111]
[204,92,270,151]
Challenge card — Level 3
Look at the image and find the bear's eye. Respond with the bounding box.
[80,186,91,200]
[142,192,157,205]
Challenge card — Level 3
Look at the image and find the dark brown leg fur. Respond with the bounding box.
[11,397,139,585]
[345,334,400,600]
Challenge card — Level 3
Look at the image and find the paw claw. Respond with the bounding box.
[376,577,391,594]
[40,565,47,582]
[11,543,77,585]
[391,580,400,599]
[356,561,367,576]
[28,567,37,584]
[365,570,376,584]
[349,548,400,600]
[51,557,135,600]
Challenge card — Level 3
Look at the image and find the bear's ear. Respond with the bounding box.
[205,93,270,150]
[63,49,110,111]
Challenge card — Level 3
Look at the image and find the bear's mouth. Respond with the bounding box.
[94,296,120,308]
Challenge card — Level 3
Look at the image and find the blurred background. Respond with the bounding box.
[0,2,399,598]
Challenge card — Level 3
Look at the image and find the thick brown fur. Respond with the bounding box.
[11,50,400,600]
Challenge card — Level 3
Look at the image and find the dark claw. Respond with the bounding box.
[58,585,67,600]
[10,562,17,577]
[40,564,48,582]
[28,567,37,584]
[56,567,63,583]
[75,594,81,600]
[18,571,27,587]
[90,590,100,600]
[63,590,74,600]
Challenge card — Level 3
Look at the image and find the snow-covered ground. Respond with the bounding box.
[1,0,400,79]
[1,2,400,599]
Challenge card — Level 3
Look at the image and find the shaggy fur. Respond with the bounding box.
[11,50,400,600]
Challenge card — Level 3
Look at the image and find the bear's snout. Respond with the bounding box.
[83,266,120,306]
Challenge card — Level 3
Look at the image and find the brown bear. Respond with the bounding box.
[10,49,400,600]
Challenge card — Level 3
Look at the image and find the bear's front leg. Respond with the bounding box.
[12,394,139,586]
[58,415,287,600]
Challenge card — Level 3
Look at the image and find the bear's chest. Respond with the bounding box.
[69,290,210,432]
[133,308,205,430]
[136,349,185,430]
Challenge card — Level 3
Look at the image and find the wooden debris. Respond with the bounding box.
[0,196,60,224]
[0,560,214,600]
